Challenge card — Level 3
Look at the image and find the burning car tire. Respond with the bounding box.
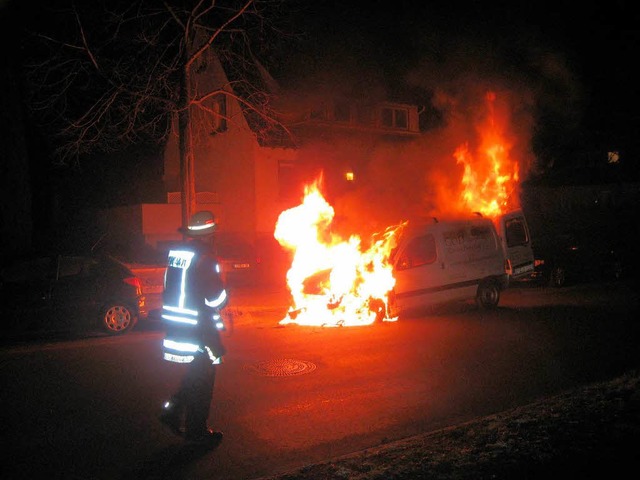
[476,280,500,309]
[367,297,387,323]
[100,303,137,335]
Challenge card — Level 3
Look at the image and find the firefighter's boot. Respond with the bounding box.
[159,400,183,437]
[185,428,223,447]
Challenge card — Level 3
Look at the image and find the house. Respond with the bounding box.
[99,48,423,285]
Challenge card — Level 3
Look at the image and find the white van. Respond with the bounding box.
[496,209,535,281]
[387,215,509,317]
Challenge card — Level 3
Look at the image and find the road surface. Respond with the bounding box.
[1,280,638,479]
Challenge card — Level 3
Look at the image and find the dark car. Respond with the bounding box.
[532,228,624,287]
[214,240,255,287]
[0,253,147,336]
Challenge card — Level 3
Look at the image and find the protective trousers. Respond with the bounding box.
[170,353,217,437]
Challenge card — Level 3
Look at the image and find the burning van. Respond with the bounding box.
[387,214,510,317]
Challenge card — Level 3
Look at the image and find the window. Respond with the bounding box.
[396,234,437,270]
[380,107,409,129]
[505,217,529,247]
[207,94,227,135]
[356,105,374,125]
[394,109,408,129]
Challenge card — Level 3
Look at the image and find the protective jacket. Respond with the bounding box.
[161,239,227,365]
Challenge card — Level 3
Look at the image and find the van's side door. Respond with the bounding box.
[499,210,535,279]
[393,231,443,296]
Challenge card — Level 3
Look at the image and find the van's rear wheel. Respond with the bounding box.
[477,281,500,309]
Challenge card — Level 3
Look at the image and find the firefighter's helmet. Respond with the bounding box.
[182,210,217,237]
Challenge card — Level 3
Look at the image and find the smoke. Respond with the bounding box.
[276,15,586,239]
[405,31,585,172]
[364,36,582,232]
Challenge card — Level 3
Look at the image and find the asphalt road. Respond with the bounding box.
[1,280,638,480]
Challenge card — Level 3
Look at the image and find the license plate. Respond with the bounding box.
[514,263,534,275]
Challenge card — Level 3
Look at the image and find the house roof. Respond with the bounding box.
[217,49,297,149]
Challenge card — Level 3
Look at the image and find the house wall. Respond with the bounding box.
[159,48,297,283]
[141,47,425,281]
[163,49,262,251]
[254,146,298,234]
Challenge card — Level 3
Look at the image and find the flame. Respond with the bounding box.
[273,92,524,326]
[453,91,520,219]
[274,179,399,327]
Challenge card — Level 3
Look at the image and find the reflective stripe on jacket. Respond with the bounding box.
[161,242,227,364]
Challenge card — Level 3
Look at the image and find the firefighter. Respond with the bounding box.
[159,210,228,446]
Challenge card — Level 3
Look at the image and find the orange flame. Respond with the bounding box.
[453,91,520,219]
[274,92,523,326]
[274,179,399,327]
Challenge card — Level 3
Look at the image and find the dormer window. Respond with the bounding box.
[380,107,408,129]
[303,100,418,134]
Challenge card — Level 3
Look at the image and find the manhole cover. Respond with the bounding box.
[245,359,317,377]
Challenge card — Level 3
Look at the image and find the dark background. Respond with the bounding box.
[1,0,639,256]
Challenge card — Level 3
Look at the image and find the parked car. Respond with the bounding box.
[214,240,255,287]
[532,228,624,287]
[0,253,147,336]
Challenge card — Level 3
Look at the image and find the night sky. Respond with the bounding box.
[2,0,639,193]
[3,0,639,160]
[0,0,638,262]
[272,0,640,173]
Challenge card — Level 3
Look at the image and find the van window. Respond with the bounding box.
[505,217,529,247]
[396,234,437,270]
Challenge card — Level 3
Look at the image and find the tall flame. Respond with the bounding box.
[454,91,520,218]
[274,179,399,327]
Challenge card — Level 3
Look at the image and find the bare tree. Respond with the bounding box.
[25,0,288,228]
